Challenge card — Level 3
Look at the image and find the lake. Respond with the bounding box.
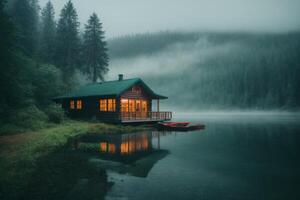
[84,113,300,200]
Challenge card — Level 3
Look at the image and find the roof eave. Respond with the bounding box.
[152,94,168,99]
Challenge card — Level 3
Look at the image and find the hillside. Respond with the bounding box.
[108,32,300,110]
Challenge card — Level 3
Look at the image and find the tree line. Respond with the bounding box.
[0,0,109,132]
[109,32,300,110]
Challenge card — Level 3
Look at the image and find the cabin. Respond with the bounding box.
[53,74,172,123]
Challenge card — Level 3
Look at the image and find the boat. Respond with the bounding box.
[157,122,205,131]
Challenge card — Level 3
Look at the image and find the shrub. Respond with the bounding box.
[44,104,65,124]
[9,105,48,130]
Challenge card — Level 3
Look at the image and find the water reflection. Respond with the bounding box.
[72,131,174,177]
[99,132,151,155]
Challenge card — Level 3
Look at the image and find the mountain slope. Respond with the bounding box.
[107,32,300,110]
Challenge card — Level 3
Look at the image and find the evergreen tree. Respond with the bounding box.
[83,13,109,82]
[0,0,15,105]
[55,0,80,87]
[29,0,40,56]
[0,0,18,112]
[9,0,39,57]
[40,1,56,63]
[0,0,33,119]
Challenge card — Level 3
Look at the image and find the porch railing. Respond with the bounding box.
[120,111,172,121]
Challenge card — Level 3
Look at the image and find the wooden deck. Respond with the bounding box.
[120,111,172,123]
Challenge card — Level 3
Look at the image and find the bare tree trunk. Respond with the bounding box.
[92,22,97,83]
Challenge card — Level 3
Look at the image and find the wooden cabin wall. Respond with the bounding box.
[121,85,148,99]
[95,96,120,123]
[61,96,121,123]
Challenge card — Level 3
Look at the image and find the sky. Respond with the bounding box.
[39,0,300,38]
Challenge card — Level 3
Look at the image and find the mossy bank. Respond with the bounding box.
[0,121,149,200]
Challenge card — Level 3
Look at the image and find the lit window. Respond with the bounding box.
[100,142,107,152]
[129,99,135,112]
[121,98,129,112]
[121,142,128,154]
[70,100,75,109]
[107,99,116,111]
[142,100,148,112]
[99,99,107,111]
[77,100,82,109]
[108,143,116,153]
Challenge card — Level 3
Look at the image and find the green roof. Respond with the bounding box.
[54,78,167,100]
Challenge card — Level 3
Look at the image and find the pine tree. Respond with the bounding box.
[55,0,80,87]
[40,1,56,63]
[0,0,15,85]
[0,0,33,118]
[9,0,39,57]
[83,13,109,82]
[29,0,40,56]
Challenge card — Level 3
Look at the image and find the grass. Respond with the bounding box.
[0,120,150,200]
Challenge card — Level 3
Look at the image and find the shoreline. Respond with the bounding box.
[0,121,149,200]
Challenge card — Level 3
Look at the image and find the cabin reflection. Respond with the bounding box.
[99,132,152,155]
[75,131,170,164]
[73,131,172,177]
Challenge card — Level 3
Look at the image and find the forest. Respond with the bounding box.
[108,32,300,110]
[0,0,108,133]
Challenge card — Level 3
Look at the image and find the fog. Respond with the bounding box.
[106,32,300,110]
[107,37,237,79]
[40,0,300,37]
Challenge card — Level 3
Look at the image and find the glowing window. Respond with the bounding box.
[121,142,129,154]
[107,99,116,111]
[76,100,82,109]
[121,98,129,112]
[129,99,135,112]
[142,100,148,112]
[100,142,107,152]
[70,100,75,109]
[99,99,107,111]
[108,143,116,153]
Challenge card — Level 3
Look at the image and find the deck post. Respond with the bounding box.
[157,99,160,112]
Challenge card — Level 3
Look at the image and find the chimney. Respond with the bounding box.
[118,74,123,81]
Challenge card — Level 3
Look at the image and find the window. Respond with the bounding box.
[135,100,141,112]
[100,99,116,112]
[121,98,129,112]
[129,99,135,112]
[70,100,75,109]
[100,142,107,152]
[142,100,148,112]
[76,100,82,109]
[99,99,107,111]
[108,143,116,153]
[107,99,116,111]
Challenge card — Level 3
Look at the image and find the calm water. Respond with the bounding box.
[86,114,300,200]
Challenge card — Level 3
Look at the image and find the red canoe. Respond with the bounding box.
[158,122,205,131]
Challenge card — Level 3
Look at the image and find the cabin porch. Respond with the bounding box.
[119,98,171,123]
[120,111,172,123]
